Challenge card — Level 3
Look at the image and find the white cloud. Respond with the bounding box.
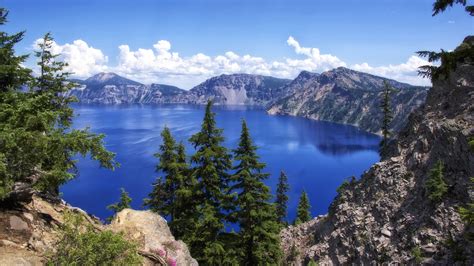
[32,37,430,89]
[351,55,431,86]
[33,38,108,78]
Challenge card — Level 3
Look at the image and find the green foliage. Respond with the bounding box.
[294,190,311,225]
[458,177,474,225]
[187,101,233,263]
[231,120,282,265]
[144,127,195,239]
[47,211,142,266]
[469,137,474,151]
[432,0,473,16]
[0,17,116,199]
[287,243,299,264]
[107,188,132,222]
[425,160,448,202]
[411,246,423,264]
[307,259,318,266]
[275,170,289,226]
[380,81,393,149]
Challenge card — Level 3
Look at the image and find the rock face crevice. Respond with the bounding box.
[281,38,474,265]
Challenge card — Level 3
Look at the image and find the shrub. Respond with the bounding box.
[425,160,447,202]
[47,211,142,265]
[411,246,423,264]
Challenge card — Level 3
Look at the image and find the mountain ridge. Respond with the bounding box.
[67,69,428,134]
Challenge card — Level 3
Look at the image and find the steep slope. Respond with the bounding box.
[65,72,190,104]
[188,73,291,105]
[280,37,474,265]
[268,67,428,134]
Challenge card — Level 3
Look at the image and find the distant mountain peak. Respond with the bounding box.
[85,72,142,86]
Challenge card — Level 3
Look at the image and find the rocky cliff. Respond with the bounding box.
[267,67,428,134]
[0,194,197,265]
[65,72,191,104]
[187,73,291,105]
[68,71,426,135]
[280,37,474,265]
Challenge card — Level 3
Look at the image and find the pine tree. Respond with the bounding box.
[187,101,233,264]
[0,18,116,199]
[144,127,195,240]
[231,120,282,265]
[275,170,289,226]
[426,160,448,202]
[107,188,132,221]
[380,81,393,149]
[294,190,311,225]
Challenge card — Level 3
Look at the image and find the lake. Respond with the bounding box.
[61,104,380,223]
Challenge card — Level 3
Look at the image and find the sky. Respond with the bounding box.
[1,0,472,89]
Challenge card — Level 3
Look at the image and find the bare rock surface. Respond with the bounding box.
[109,209,198,266]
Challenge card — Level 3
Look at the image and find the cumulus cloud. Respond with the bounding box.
[33,38,108,77]
[351,56,431,85]
[32,37,430,88]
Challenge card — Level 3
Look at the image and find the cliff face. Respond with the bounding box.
[280,38,474,264]
[65,73,191,104]
[187,73,291,105]
[267,67,428,134]
[0,194,197,265]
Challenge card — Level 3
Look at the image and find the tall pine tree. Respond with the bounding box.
[188,101,233,264]
[294,190,311,225]
[0,23,116,199]
[380,81,393,150]
[144,127,195,240]
[231,120,281,265]
[275,171,290,226]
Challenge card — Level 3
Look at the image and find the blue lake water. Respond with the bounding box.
[61,104,380,223]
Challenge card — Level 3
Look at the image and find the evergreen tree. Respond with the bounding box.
[107,188,132,221]
[0,19,116,199]
[426,160,448,202]
[275,170,289,226]
[187,101,233,264]
[294,190,311,225]
[231,120,282,265]
[144,127,195,240]
[432,0,473,16]
[380,81,393,149]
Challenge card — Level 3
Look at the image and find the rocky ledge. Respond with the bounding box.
[0,195,197,265]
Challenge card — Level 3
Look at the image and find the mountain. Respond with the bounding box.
[67,70,428,135]
[187,73,291,105]
[66,73,189,104]
[280,37,474,264]
[267,67,429,134]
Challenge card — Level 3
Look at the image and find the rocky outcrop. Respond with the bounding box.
[187,73,291,105]
[280,37,474,265]
[0,194,197,265]
[109,209,198,266]
[267,67,428,134]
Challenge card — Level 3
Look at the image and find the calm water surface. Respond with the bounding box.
[61,104,380,222]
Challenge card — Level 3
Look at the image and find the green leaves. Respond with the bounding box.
[0,24,117,199]
[47,211,142,265]
[425,160,448,202]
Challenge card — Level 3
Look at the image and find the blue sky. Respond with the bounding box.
[2,0,472,88]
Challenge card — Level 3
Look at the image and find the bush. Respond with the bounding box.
[47,212,142,266]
